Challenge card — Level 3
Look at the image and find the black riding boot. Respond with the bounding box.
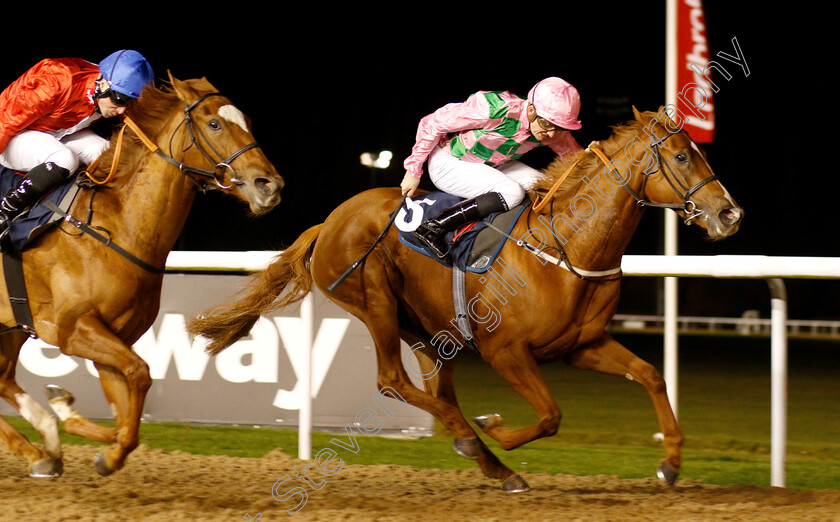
[0,162,71,235]
[412,191,508,260]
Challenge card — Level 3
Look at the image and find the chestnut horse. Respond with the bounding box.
[189,107,742,492]
[0,73,284,478]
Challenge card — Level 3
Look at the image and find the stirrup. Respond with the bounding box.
[413,222,451,259]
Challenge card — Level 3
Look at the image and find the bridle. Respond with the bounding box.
[514,124,721,281]
[60,90,263,274]
[85,92,261,191]
[166,92,261,190]
[589,128,719,225]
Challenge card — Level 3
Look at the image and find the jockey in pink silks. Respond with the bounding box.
[400,77,584,261]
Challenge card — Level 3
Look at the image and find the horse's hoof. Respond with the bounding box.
[44,384,74,404]
[94,451,116,477]
[30,457,63,479]
[656,461,679,486]
[453,438,480,460]
[473,413,503,430]
[501,474,530,493]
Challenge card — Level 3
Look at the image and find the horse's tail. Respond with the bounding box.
[187,224,323,355]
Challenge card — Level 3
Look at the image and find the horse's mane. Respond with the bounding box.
[90,83,182,180]
[529,117,646,201]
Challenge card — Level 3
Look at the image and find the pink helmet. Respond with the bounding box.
[527,77,582,130]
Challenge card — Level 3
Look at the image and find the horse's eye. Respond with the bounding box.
[676,153,688,163]
[209,120,222,131]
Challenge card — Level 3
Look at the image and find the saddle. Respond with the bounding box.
[395,192,529,354]
[395,192,528,273]
[0,166,81,251]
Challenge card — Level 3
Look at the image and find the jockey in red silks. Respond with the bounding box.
[400,77,584,261]
[0,49,154,235]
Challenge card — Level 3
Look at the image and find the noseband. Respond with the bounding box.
[591,129,718,224]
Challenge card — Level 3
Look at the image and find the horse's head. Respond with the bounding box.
[629,107,743,240]
[168,73,284,215]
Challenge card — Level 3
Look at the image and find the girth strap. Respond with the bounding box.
[0,234,36,336]
[451,266,480,354]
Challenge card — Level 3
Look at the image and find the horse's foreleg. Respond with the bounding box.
[0,332,64,477]
[58,314,151,475]
[565,335,683,484]
[476,343,562,451]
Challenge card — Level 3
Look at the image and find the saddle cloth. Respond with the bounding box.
[395,192,528,273]
[0,166,80,251]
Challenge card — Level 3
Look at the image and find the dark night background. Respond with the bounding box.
[5,3,836,321]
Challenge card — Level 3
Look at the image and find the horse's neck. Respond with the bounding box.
[92,124,198,267]
[531,162,646,271]
[130,156,196,236]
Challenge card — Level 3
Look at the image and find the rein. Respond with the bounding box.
[531,156,583,213]
[504,127,720,281]
[70,91,261,273]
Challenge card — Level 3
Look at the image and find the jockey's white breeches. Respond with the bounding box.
[427,145,545,209]
[0,129,109,173]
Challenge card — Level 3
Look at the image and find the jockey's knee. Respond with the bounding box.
[498,185,526,209]
[75,139,110,167]
[43,149,79,174]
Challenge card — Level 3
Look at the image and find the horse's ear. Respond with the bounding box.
[632,106,644,121]
[166,70,185,91]
[168,71,200,104]
[198,76,219,93]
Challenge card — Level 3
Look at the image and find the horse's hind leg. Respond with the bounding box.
[401,329,522,488]
[0,330,63,477]
[564,334,683,484]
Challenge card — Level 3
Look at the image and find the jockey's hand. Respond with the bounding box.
[401,173,420,197]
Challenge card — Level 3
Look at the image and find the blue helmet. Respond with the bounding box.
[99,50,154,98]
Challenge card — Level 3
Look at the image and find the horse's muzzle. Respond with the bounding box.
[705,205,744,239]
[246,175,283,214]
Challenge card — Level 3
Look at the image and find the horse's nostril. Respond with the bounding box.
[719,207,743,225]
[255,177,275,195]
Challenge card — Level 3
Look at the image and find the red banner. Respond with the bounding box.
[675,0,715,143]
